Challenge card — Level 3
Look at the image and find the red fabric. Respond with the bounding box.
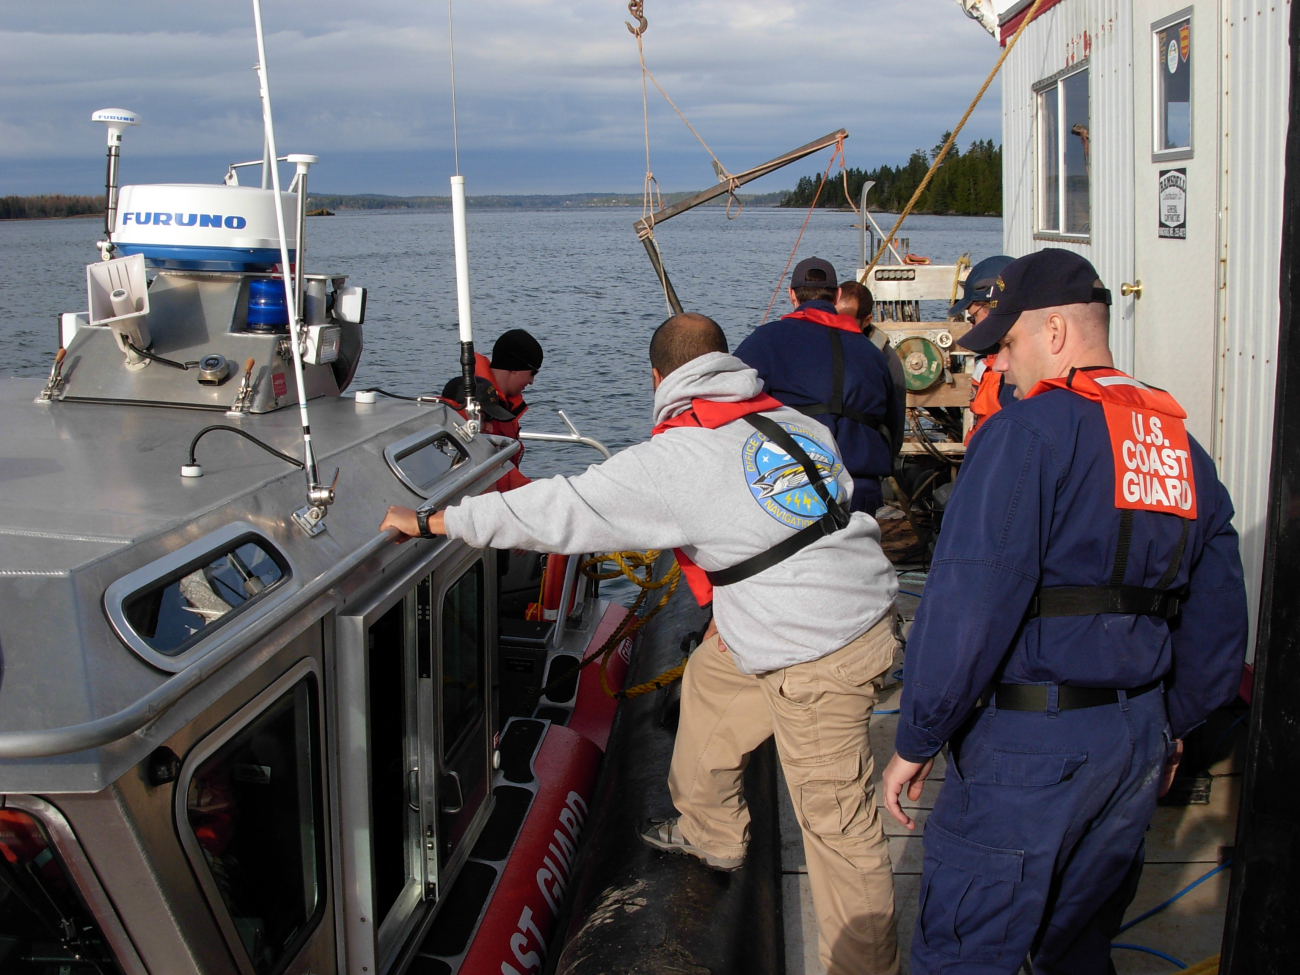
[965,363,1006,444]
[455,351,530,492]
[784,307,865,334]
[652,391,784,605]
[651,392,784,437]
[1028,367,1197,519]
[1239,662,1255,705]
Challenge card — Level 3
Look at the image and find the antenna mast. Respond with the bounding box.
[251,0,337,533]
[447,0,480,436]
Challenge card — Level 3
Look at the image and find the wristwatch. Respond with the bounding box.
[417,509,437,538]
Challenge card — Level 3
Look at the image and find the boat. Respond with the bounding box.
[0,9,664,975]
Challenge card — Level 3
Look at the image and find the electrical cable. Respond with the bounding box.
[124,340,195,371]
[1206,713,1247,767]
[187,425,306,470]
[1110,943,1187,968]
[1116,859,1231,934]
[359,387,442,403]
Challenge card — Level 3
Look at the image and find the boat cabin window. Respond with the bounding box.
[384,428,469,498]
[1035,64,1091,238]
[112,531,288,662]
[1153,14,1193,157]
[0,809,122,974]
[182,676,325,975]
[439,561,490,865]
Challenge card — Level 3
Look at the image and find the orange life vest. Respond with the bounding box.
[1027,367,1197,519]
[966,359,1007,443]
[652,392,785,604]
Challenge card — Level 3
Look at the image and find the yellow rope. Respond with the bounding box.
[862,0,1049,279]
[526,552,684,708]
[950,253,971,305]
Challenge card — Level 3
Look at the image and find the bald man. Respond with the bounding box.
[880,250,1247,974]
[383,313,902,975]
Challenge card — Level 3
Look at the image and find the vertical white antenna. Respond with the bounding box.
[251,0,335,532]
[447,0,461,176]
[447,0,479,433]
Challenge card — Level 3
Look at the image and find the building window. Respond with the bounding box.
[1036,65,1091,237]
[182,675,326,975]
[1153,12,1193,158]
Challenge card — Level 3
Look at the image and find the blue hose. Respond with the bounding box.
[1111,943,1188,968]
[875,709,900,715]
[898,590,925,599]
[1207,714,1247,767]
[1117,860,1232,934]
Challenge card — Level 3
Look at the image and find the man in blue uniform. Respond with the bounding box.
[950,255,1019,441]
[736,257,902,513]
[880,250,1247,974]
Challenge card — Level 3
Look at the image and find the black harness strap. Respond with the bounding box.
[790,329,894,444]
[706,414,850,588]
[1027,514,1191,621]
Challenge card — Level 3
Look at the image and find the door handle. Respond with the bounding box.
[1120,280,1143,299]
[440,770,464,815]
[408,768,421,812]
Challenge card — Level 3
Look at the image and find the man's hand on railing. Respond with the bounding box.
[381,506,447,542]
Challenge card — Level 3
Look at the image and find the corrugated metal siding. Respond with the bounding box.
[1217,0,1290,657]
[1001,0,1136,371]
[999,0,1288,655]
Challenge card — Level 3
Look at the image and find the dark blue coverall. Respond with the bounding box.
[895,387,1248,974]
[735,299,902,514]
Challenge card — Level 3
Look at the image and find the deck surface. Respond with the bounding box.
[779,584,1239,975]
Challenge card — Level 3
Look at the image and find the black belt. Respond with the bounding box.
[990,678,1163,712]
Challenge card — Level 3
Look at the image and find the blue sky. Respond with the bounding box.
[0,1,1003,196]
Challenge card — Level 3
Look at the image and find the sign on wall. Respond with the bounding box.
[1158,168,1188,238]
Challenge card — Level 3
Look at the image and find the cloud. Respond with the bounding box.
[0,0,1002,194]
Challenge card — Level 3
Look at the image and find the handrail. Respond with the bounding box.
[549,553,583,649]
[518,410,613,460]
[0,437,519,760]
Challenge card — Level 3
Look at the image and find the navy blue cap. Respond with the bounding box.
[949,254,1014,317]
[958,249,1112,353]
[441,375,516,421]
[791,256,837,290]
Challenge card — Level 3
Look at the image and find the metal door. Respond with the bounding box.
[1130,1,1222,446]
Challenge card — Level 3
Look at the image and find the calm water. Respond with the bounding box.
[0,208,1000,479]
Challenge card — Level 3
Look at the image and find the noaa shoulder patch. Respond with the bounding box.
[742,422,845,529]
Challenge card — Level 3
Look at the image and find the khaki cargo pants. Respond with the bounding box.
[668,614,900,975]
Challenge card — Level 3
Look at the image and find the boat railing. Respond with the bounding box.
[0,437,521,760]
[518,410,612,460]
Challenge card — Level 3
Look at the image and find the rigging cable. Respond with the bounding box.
[862,0,1049,279]
[758,135,847,325]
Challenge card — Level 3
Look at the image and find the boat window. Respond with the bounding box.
[119,535,288,658]
[0,809,122,974]
[1154,15,1192,156]
[442,561,485,755]
[366,597,418,929]
[385,428,469,498]
[184,677,325,975]
[1035,65,1090,238]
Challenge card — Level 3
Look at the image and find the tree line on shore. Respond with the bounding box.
[782,135,1001,215]
[0,194,105,220]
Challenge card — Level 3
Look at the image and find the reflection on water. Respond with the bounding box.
[0,207,1000,479]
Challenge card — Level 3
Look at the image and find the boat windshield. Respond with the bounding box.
[0,809,121,974]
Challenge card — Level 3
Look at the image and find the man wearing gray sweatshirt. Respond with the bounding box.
[381,314,901,975]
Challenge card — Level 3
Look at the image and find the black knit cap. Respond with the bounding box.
[491,329,544,372]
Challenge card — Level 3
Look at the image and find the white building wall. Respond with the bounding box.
[1217,0,1290,656]
[998,0,1288,655]
[1001,0,1137,371]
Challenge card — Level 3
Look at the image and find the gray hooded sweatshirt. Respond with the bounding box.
[443,352,898,673]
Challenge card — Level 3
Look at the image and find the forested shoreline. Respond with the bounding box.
[782,135,1001,216]
[0,195,104,219]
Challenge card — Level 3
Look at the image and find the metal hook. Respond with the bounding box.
[625,0,648,37]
